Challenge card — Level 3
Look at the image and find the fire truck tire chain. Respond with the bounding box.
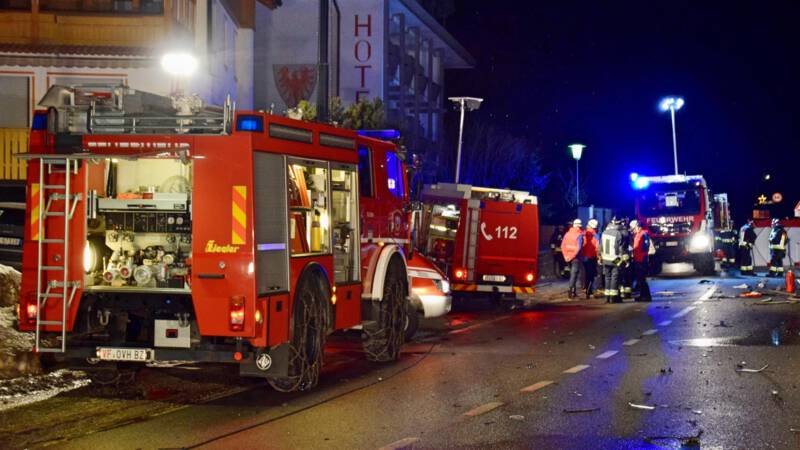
[363,256,408,362]
[268,273,328,393]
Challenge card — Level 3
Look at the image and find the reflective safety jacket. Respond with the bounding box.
[719,229,737,244]
[632,229,650,263]
[561,226,584,262]
[769,225,788,251]
[581,229,599,259]
[600,224,626,265]
[739,224,756,248]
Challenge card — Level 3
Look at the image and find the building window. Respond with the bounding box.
[0,1,31,10]
[0,76,30,128]
[38,0,164,14]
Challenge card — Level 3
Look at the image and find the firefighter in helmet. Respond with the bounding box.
[768,218,789,277]
[582,219,600,299]
[549,224,568,278]
[561,219,584,299]
[719,224,738,268]
[601,218,627,303]
[738,218,757,276]
[619,217,633,299]
[630,219,652,302]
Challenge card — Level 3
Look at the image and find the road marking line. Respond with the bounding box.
[699,285,718,301]
[563,364,590,374]
[596,350,619,359]
[658,320,672,326]
[642,329,658,336]
[378,437,421,450]
[672,306,696,319]
[520,380,554,393]
[623,338,640,346]
[464,401,504,417]
[449,316,508,335]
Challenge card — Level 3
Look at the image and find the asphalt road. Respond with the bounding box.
[4,269,800,450]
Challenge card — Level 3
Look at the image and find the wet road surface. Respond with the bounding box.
[2,271,800,449]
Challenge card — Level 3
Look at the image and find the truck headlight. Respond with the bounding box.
[83,243,97,273]
[439,279,450,294]
[690,234,710,251]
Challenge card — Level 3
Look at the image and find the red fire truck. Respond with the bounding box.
[417,183,539,303]
[631,174,716,275]
[17,85,411,391]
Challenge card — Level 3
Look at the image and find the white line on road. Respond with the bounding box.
[563,364,590,374]
[520,380,554,393]
[378,437,421,450]
[699,285,718,301]
[464,401,504,417]
[642,329,659,336]
[623,338,640,346]
[658,320,672,327]
[596,350,619,359]
[672,306,696,319]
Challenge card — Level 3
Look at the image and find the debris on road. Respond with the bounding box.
[714,320,731,327]
[654,291,678,296]
[736,364,768,373]
[739,291,764,298]
[563,407,600,414]
[698,279,714,284]
[733,284,749,289]
[753,299,798,305]
[659,367,673,375]
[508,414,525,421]
[692,410,703,415]
[628,402,656,411]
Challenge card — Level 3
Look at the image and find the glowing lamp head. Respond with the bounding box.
[630,173,639,182]
[569,143,585,161]
[633,177,650,190]
[161,51,198,77]
[454,268,466,280]
[525,272,535,283]
[659,96,685,112]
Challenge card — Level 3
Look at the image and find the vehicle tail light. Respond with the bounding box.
[26,302,37,324]
[229,296,245,331]
[525,272,535,283]
[454,268,466,280]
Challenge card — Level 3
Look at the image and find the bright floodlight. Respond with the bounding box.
[630,172,639,181]
[634,177,650,189]
[449,96,484,111]
[569,143,585,160]
[161,51,198,77]
[659,96,685,112]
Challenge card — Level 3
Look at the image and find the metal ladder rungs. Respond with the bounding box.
[39,320,65,326]
[42,238,65,244]
[39,293,63,299]
[44,184,66,190]
[49,281,80,288]
[44,212,65,217]
[35,348,65,353]
[42,266,66,271]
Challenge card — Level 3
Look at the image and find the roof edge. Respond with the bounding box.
[396,0,475,68]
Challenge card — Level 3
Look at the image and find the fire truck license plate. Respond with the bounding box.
[97,348,153,362]
[482,275,507,282]
[665,241,679,247]
[0,237,20,246]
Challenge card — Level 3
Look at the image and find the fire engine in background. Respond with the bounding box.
[18,84,412,392]
[631,174,716,275]
[416,183,539,303]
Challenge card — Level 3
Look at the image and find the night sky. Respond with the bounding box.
[444,1,798,223]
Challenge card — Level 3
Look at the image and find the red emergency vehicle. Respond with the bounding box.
[631,174,716,275]
[417,183,539,302]
[17,85,411,391]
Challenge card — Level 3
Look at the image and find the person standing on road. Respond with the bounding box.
[561,219,584,299]
[550,224,568,278]
[719,224,738,268]
[630,220,652,302]
[768,218,789,277]
[738,218,757,276]
[582,219,600,299]
[619,217,633,299]
[600,219,626,303]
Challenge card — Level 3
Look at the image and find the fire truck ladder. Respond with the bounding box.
[34,157,81,353]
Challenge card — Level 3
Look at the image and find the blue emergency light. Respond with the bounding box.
[357,129,401,140]
[633,177,650,190]
[236,115,264,132]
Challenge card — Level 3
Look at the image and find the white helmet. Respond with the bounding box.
[629,219,640,230]
[572,219,582,227]
[587,219,599,230]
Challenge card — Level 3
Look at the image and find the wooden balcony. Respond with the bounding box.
[0,0,195,48]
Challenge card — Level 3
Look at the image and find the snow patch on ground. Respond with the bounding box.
[0,264,21,307]
[0,264,38,379]
[0,369,90,412]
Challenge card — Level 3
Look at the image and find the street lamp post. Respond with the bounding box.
[659,96,684,175]
[569,144,585,206]
[448,96,483,184]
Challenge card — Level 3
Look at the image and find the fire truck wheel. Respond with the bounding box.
[694,255,716,276]
[268,269,329,392]
[364,255,408,362]
[404,304,419,342]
